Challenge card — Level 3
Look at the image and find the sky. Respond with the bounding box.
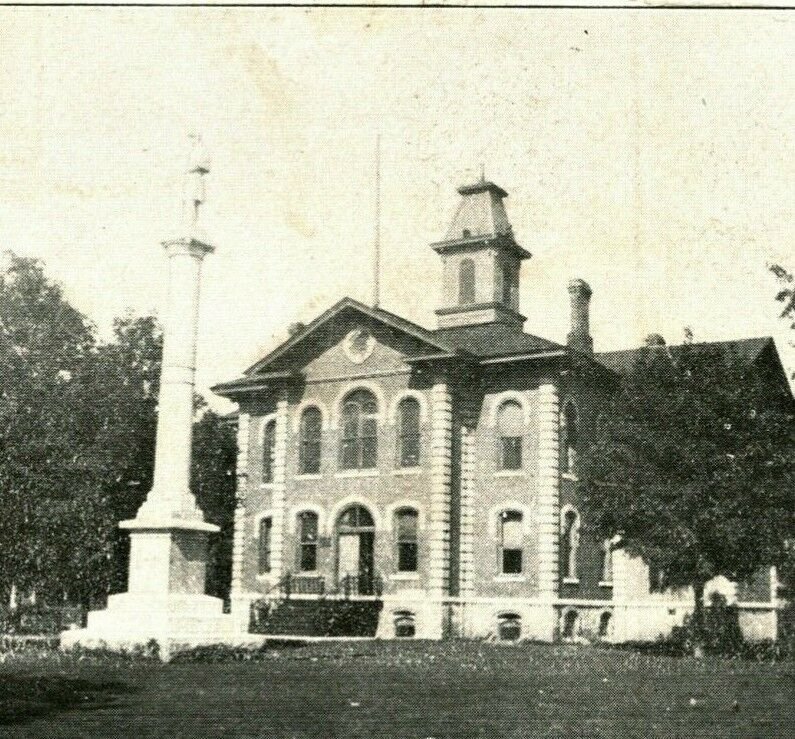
[1,8,793,409]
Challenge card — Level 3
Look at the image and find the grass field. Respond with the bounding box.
[0,640,792,738]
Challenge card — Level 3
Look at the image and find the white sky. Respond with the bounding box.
[1,8,793,409]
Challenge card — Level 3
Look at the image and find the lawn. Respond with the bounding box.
[0,640,792,738]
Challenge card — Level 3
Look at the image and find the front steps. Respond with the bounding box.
[252,599,383,637]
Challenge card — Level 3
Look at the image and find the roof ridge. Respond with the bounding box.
[597,336,772,356]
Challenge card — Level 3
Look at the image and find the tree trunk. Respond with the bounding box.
[692,579,706,657]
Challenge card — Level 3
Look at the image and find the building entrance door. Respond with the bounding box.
[336,505,376,595]
[338,534,360,580]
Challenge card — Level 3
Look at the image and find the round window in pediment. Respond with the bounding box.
[343,327,375,364]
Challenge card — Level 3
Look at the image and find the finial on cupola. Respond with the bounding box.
[184,133,211,229]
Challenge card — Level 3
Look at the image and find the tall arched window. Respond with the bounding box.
[258,517,272,575]
[299,407,322,474]
[395,508,418,572]
[397,398,421,468]
[497,400,523,470]
[459,258,476,305]
[562,508,580,580]
[562,402,578,474]
[340,389,378,470]
[298,511,319,572]
[499,510,523,574]
[262,419,276,483]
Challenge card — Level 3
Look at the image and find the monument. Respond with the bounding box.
[62,138,235,656]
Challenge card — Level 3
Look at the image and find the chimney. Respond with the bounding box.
[567,279,593,355]
[288,322,306,337]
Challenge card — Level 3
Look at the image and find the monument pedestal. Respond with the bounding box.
[62,519,239,659]
[60,140,251,660]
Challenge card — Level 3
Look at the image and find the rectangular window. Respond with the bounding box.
[502,549,523,574]
[500,437,522,470]
[396,509,419,572]
[501,511,523,574]
[258,518,272,574]
[300,543,317,572]
[299,513,318,572]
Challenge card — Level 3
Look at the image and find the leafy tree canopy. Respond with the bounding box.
[579,335,794,627]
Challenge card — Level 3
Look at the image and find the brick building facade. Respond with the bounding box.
[213,180,784,642]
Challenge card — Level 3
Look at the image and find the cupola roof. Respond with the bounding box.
[431,178,530,259]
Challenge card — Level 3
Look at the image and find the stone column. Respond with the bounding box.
[536,382,560,641]
[427,382,453,638]
[134,238,216,525]
[230,412,250,632]
[269,398,290,580]
[458,425,475,599]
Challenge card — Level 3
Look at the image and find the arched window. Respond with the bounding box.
[258,517,272,575]
[337,505,375,530]
[340,389,378,470]
[497,400,523,470]
[600,539,613,584]
[499,510,523,574]
[498,613,521,642]
[562,609,579,639]
[459,258,476,305]
[562,509,580,580]
[297,511,319,572]
[394,611,416,638]
[397,397,421,468]
[562,402,578,473]
[395,508,419,572]
[262,419,276,483]
[299,407,322,474]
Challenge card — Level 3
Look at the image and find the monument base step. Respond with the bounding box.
[60,591,245,659]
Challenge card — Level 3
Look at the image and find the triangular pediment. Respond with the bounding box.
[243,298,457,377]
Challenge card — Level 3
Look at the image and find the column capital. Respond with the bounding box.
[162,237,215,258]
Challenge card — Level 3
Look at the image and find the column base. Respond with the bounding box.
[61,518,237,660]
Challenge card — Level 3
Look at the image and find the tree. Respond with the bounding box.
[70,314,163,597]
[578,335,795,645]
[770,264,795,613]
[0,252,97,604]
[0,253,236,607]
[191,402,237,600]
[771,264,795,339]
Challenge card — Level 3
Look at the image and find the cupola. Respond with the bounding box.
[431,179,530,329]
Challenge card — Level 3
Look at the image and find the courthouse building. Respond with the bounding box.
[213,179,786,642]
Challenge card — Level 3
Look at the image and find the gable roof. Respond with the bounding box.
[243,297,460,376]
[596,337,775,375]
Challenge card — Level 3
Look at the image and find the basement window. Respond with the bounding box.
[394,611,416,638]
[498,613,521,642]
